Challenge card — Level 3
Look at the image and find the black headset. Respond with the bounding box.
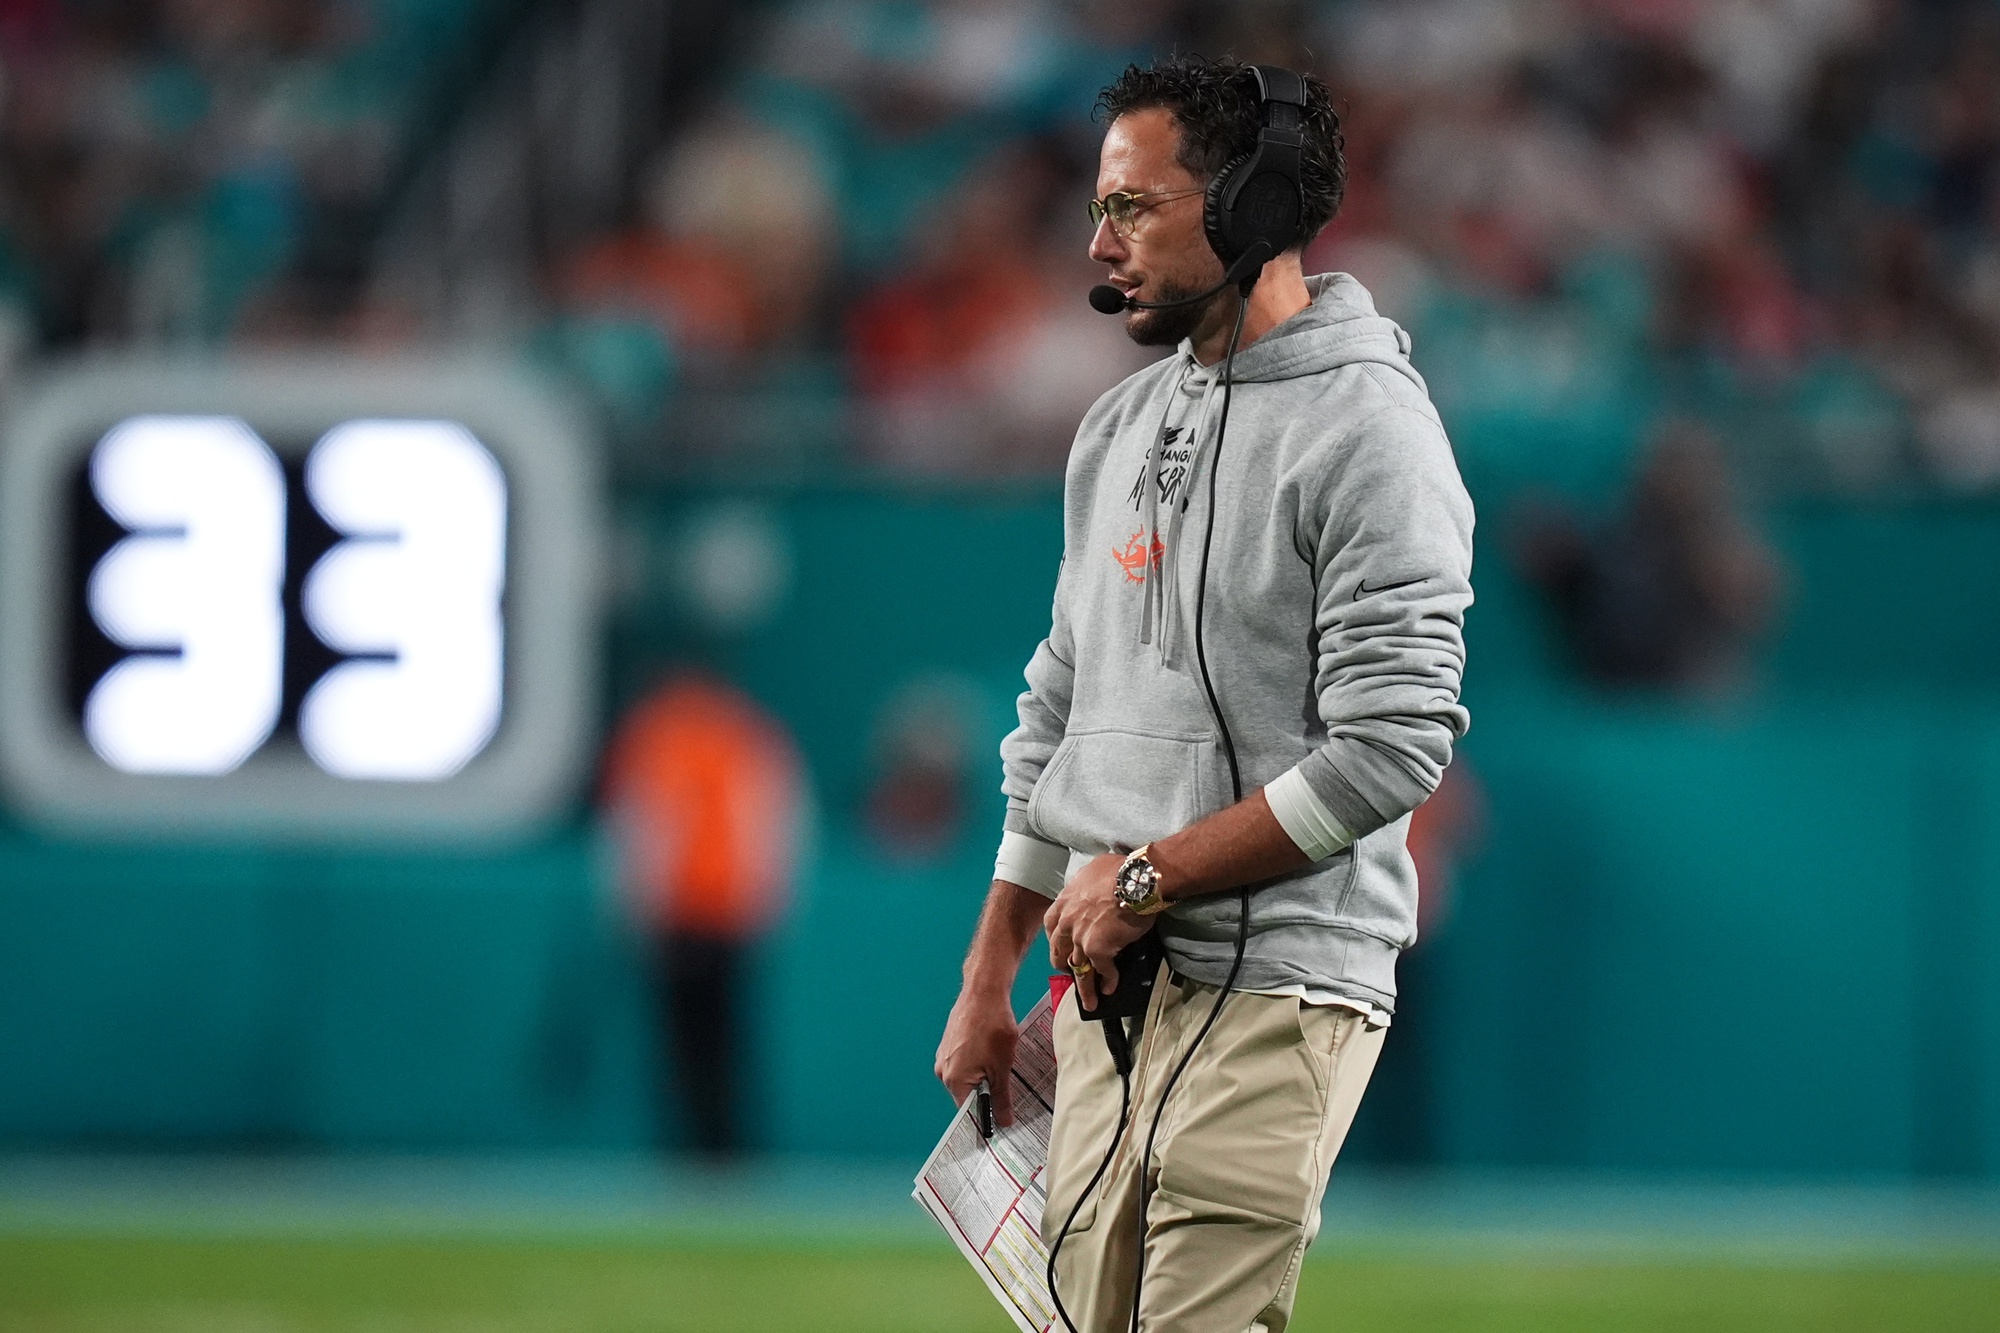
[1203,64,1309,274]
[1088,63,1310,315]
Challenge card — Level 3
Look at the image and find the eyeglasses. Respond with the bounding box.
[1087,187,1205,238]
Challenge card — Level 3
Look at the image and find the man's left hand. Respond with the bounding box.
[1044,852,1153,1012]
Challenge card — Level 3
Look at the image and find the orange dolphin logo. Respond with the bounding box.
[1113,530,1165,583]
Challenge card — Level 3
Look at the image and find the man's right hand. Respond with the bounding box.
[935,986,1019,1127]
[937,878,1049,1128]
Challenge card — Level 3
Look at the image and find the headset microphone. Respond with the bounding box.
[1086,283,1132,314]
[1087,243,1273,314]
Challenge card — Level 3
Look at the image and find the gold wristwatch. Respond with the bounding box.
[1113,845,1169,915]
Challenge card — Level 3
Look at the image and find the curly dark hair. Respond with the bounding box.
[1096,55,1345,252]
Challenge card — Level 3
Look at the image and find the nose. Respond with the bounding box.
[1089,214,1126,266]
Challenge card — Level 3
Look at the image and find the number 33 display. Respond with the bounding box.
[88,416,503,780]
[0,361,601,836]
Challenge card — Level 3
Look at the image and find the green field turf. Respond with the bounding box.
[2,1235,1997,1333]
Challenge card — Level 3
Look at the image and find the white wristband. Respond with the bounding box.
[1264,766,1354,861]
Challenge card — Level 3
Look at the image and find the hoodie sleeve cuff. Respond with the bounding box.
[994,831,1070,899]
[1295,748,1399,841]
[1265,765,1355,862]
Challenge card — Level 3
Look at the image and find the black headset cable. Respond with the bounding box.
[1126,288,1253,1332]
[1046,1051,1130,1333]
[1046,290,1254,1333]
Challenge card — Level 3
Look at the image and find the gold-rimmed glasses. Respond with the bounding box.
[1087,187,1205,238]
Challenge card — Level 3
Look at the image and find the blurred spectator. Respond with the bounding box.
[863,674,982,860]
[646,112,836,351]
[846,141,1154,471]
[561,111,836,367]
[1518,423,1783,691]
[603,672,805,1157]
[561,233,757,363]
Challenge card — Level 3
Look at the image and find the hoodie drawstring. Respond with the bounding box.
[1136,359,1183,651]
[1139,355,1227,667]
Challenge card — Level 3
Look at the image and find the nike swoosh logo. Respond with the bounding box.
[1353,577,1426,601]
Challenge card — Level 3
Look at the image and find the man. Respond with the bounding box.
[604,670,803,1157]
[934,56,1473,1332]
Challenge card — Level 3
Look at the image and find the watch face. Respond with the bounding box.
[1117,860,1156,907]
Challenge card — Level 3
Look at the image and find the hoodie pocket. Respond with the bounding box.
[1026,726,1218,853]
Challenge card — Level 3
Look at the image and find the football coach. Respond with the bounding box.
[936,54,1474,1333]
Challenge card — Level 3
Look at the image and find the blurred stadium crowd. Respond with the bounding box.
[3,0,1999,492]
[0,0,511,352]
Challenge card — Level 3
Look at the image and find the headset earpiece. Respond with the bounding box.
[1202,153,1253,264]
[1202,64,1308,283]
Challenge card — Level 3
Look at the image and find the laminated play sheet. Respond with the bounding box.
[913,994,1059,1333]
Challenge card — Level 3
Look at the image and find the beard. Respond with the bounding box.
[1122,274,1227,347]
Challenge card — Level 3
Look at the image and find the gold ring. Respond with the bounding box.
[1071,961,1093,976]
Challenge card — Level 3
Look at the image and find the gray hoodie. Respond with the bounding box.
[995,273,1474,1012]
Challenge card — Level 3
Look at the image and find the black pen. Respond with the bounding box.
[973,1078,995,1140]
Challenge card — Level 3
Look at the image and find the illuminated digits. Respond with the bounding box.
[84,416,287,774]
[299,421,507,780]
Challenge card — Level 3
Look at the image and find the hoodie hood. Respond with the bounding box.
[1132,273,1428,660]
[1176,271,1427,392]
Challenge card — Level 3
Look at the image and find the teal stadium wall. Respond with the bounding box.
[2,488,1998,1176]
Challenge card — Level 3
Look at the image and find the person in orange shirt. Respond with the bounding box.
[602,672,805,1156]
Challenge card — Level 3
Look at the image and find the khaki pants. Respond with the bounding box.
[1041,965,1385,1333]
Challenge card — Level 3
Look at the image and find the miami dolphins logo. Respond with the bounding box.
[1113,530,1165,583]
